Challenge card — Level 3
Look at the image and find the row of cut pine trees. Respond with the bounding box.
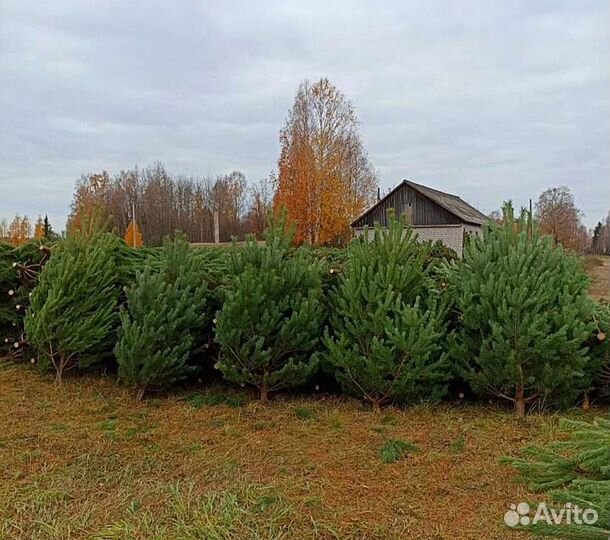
[21,205,609,416]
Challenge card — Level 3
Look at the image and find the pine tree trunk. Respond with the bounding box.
[371,398,382,413]
[582,391,591,411]
[55,355,66,384]
[260,369,270,403]
[136,386,147,402]
[515,385,526,418]
[260,382,269,403]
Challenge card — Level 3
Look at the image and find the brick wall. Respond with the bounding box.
[353,224,477,257]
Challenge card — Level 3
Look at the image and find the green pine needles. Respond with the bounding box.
[586,301,610,406]
[15,205,607,413]
[449,204,594,416]
[324,216,450,409]
[115,236,208,400]
[25,232,121,382]
[214,220,325,402]
[504,416,610,539]
[1,242,49,359]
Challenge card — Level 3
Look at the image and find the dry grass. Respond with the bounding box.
[586,255,610,301]
[1,365,605,540]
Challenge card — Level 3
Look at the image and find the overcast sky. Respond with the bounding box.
[1,0,608,231]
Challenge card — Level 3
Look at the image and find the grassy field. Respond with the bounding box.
[1,365,607,540]
[586,255,610,300]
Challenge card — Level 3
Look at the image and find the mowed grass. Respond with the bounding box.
[585,255,610,301]
[1,366,605,540]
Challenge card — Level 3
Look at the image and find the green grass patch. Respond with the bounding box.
[100,419,118,431]
[100,419,118,439]
[326,415,344,431]
[294,406,316,420]
[379,439,419,464]
[88,483,294,540]
[380,413,399,426]
[49,423,68,433]
[449,435,466,453]
[182,442,203,453]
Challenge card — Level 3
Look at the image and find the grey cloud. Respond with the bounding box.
[0,0,608,231]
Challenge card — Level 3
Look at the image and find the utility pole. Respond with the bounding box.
[213,206,220,244]
[132,200,136,248]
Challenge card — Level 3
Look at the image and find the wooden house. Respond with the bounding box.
[351,180,488,257]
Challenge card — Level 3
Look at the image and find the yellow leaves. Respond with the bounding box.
[124,220,143,248]
[2,214,48,245]
[7,215,31,246]
[34,216,45,240]
[67,171,111,234]
[274,78,377,246]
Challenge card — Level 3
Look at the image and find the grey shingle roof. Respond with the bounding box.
[403,180,488,225]
[351,179,489,227]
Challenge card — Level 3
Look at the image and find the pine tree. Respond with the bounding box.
[585,301,610,406]
[323,216,449,410]
[115,236,208,400]
[0,243,22,357]
[450,203,593,416]
[1,242,50,360]
[214,220,324,402]
[43,215,51,239]
[25,232,120,381]
[124,219,143,248]
[504,417,610,539]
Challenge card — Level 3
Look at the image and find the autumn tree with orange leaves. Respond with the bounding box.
[67,171,112,234]
[274,78,378,245]
[535,186,588,253]
[124,220,143,248]
[7,215,32,245]
[34,216,45,239]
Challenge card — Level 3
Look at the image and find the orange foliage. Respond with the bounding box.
[274,78,378,245]
[68,172,111,234]
[124,220,143,247]
[34,216,45,240]
[8,215,31,246]
[536,186,588,253]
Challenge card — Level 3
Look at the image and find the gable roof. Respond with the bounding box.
[352,179,488,227]
[405,180,488,225]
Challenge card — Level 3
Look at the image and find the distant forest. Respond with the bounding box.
[1,78,609,253]
[65,164,273,245]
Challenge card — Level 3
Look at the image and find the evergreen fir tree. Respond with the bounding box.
[323,216,449,409]
[586,300,610,406]
[449,203,594,416]
[1,242,50,360]
[43,215,51,239]
[25,232,120,381]
[0,243,21,357]
[115,236,208,400]
[41,214,59,241]
[504,417,610,539]
[214,220,324,402]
